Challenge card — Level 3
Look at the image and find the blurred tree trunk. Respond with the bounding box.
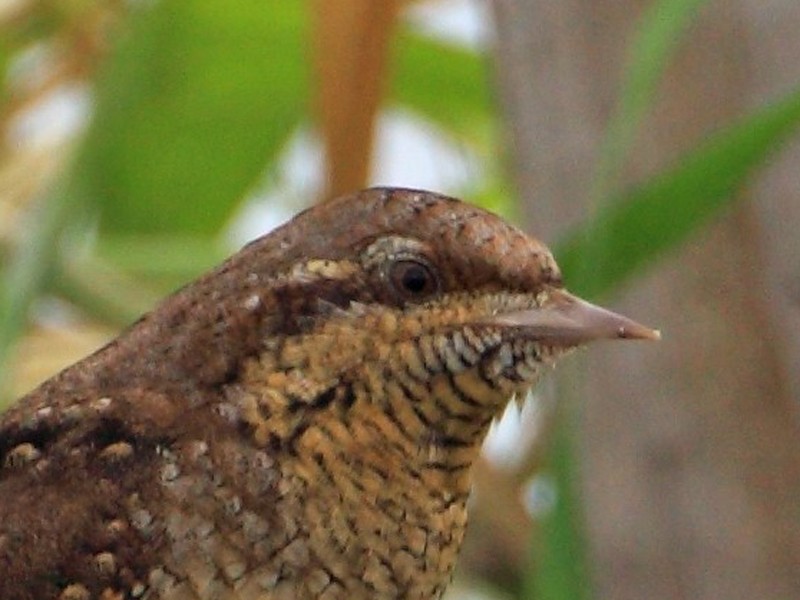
[491,1,800,599]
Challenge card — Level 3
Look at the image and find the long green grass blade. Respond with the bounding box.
[592,0,711,201]
[525,398,591,600]
[560,84,800,299]
[0,191,79,405]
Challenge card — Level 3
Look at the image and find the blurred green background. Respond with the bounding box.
[2,0,799,598]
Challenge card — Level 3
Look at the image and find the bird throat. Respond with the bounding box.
[199,313,542,597]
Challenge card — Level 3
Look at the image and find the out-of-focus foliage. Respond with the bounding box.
[77,1,309,235]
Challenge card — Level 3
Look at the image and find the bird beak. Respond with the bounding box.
[489,289,661,346]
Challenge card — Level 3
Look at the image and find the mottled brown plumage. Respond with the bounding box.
[0,188,657,599]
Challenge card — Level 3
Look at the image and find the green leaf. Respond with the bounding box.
[592,0,711,201]
[0,190,80,403]
[559,84,800,300]
[391,30,493,144]
[70,0,309,235]
[525,399,591,600]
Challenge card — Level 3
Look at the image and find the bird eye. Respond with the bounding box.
[389,259,439,298]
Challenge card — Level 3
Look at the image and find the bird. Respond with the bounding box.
[0,187,658,600]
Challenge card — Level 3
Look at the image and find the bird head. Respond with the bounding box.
[212,187,659,452]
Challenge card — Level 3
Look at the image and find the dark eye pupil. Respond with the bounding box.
[390,260,437,298]
[401,265,429,293]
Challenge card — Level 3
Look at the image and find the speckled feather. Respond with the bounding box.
[0,188,635,600]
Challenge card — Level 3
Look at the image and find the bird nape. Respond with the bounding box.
[0,187,658,600]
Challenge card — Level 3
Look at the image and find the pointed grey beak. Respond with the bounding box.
[489,289,661,346]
